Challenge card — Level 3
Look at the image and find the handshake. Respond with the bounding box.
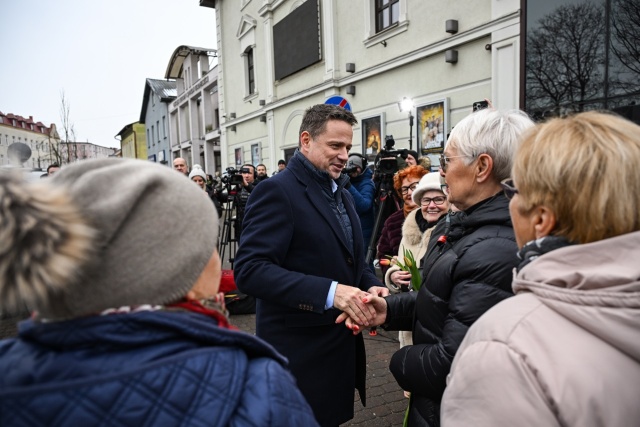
[333,284,390,334]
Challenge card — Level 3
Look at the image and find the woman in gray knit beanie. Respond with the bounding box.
[0,158,318,426]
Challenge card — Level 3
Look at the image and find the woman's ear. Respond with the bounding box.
[533,205,557,238]
[475,153,493,183]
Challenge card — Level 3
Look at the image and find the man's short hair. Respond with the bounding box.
[241,164,256,177]
[298,104,358,144]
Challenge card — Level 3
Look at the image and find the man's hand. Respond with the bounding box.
[336,294,388,334]
[333,284,376,326]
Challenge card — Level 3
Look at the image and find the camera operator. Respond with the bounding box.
[235,164,257,237]
[345,153,376,272]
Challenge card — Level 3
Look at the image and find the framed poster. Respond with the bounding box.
[417,99,448,156]
[416,99,448,172]
[234,147,243,167]
[361,113,384,162]
[251,143,260,166]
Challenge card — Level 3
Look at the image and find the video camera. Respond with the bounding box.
[220,167,244,187]
[374,135,403,177]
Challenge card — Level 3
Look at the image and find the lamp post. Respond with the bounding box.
[399,97,415,151]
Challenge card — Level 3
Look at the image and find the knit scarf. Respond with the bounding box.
[516,235,574,272]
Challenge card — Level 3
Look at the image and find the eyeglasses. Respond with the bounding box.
[500,179,519,200]
[420,196,447,206]
[439,154,474,172]
[440,184,449,195]
[400,182,420,195]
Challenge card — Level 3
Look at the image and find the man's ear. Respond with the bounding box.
[300,131,311,151]
[475,153,494,183]
[533,205,557,239]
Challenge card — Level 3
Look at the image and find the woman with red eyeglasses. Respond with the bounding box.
[375,165,428,276]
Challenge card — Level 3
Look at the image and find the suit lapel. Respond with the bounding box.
[289,157,352,254]
[306,182,352,254]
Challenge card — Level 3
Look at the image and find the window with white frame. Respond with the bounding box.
[246,47,256,96]
[376,0,399,32]
[364,0,408,46]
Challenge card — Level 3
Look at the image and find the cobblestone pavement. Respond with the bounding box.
[231,313,408,427]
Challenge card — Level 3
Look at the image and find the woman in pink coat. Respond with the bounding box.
[441,111,640,426]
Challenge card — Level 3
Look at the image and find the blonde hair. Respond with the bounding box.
[513,111,640,244]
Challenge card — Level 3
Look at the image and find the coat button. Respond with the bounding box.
[346,257,354,265]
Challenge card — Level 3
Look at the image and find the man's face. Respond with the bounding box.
[241,166,255,185]
[300,120,353,179]
[256,165,267,177]
[173,159,188,175]
[278,163,285,171]
[348,167,361,179]
[47,166,60,176]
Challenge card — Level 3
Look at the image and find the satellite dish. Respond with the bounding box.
[7,142,32,166]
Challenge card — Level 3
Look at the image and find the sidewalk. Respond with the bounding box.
[230,312,408,426]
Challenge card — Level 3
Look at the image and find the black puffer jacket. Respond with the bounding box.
[384,193,518,427]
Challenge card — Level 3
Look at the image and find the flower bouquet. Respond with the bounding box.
[381,249,421,291]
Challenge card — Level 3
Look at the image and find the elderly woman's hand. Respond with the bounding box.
[391,270,412,287]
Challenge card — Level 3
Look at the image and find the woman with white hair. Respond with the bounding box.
[442,111,640,426]
[339,108,535,426]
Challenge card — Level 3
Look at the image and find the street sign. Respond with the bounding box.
[324,95,352,111]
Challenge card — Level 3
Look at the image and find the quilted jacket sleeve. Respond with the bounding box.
[442,340,558,427]
[234,357,319,426]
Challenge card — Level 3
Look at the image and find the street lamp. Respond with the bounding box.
[398,97,415,151]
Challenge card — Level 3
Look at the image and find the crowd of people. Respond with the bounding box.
[0,103,638,427]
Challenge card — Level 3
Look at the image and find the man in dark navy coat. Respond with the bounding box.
[235,104,386,426]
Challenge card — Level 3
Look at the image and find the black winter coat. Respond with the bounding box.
[384,193,518,427]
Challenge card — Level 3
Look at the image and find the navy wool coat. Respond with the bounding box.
[235,154,381,426]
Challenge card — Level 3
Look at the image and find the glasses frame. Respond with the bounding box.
[400,181,420,195]
[420,196,447,206]
[500,178,519,200]
[439,154,475,171]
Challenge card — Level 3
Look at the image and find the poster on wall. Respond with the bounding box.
[251,143,260,166]
[235,148,243,167]
[417,99,448,171]
[361,113,384,163]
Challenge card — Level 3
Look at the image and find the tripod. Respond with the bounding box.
[218,196,239,269]
[365,176,400,265]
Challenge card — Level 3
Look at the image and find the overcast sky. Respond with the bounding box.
[1,1,216,148]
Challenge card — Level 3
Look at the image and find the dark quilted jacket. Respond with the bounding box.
[384,193,518,427]
[0,310,318,427]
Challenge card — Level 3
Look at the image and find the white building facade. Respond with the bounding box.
[200,0,639,173]
[201,0,522,173]
[0,112,61,169]
[165,45,221,175]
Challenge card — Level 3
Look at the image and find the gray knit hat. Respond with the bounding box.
[0,158,219,319]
